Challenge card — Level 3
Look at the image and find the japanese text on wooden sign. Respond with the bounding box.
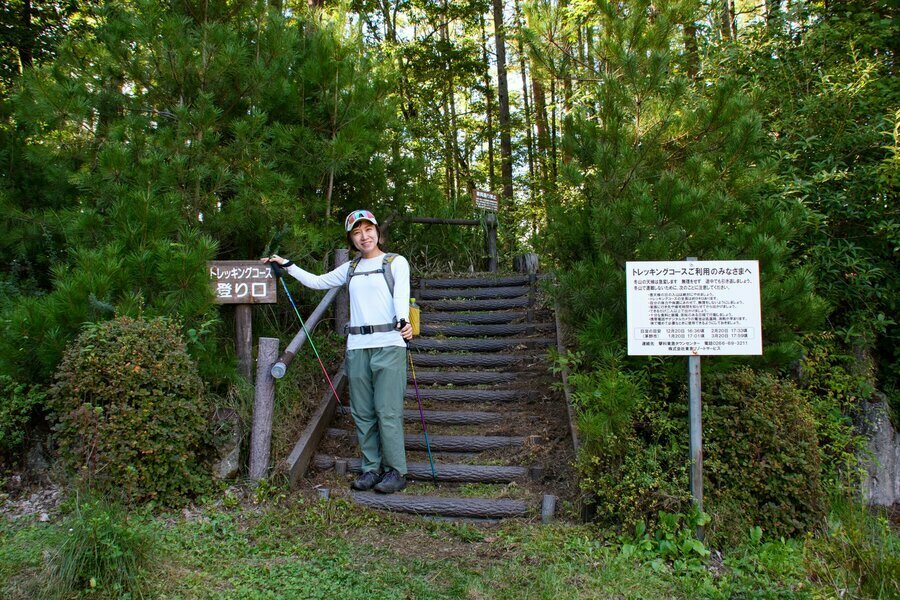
[472,189,498,212]
[208,261,277,304]
[626,260,762,356]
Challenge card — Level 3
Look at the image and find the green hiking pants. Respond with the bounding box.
[345,346,408,475]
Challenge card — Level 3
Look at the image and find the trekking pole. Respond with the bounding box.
[271,262,343,408]
[402,324,437,483]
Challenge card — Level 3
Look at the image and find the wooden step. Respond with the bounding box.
[423,311,529,324]
[417,286,530,300]
[410,353,542,368]
[326,429,525,451]
[313,456,528,482]
[419,275,536,288]
[405,387,523,402]
[409,371,524,385]
[337,406,504,425]
[420,323,554,337]
[422,297,530,311]
[410,338,555,352]
[349,492,528,518]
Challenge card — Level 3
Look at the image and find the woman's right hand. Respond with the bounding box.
[261,254,287,265]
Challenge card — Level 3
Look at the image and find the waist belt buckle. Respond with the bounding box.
[360,325,374,335]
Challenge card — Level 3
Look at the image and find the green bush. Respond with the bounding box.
[798,334,874,493]
[705,368,826,546]
[51,316,211,505]
[0,376,46,460]
[804,496,900,599]
[564,353,692,528]
[46,494,154,597]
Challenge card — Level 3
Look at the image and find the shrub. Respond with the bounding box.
[46,494,154,597]
[0,376,46,460]
[564,353,692,528]
[798,334,873,493]
[51,316,211,505]
[705,368,826,546]
[804,495,900,599]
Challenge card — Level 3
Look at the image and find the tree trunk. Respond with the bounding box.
[18,0,34,71]
[720,0,735,41]
[481,15,496,190]
[514,0,537,234]
[683,21,700,79]
[492,0,514,206]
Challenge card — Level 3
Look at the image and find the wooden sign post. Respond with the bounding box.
[472,189,499,272]
[208,261,278,381]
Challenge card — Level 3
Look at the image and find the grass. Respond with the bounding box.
[2,487,898,599]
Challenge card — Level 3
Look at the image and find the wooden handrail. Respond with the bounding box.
[270,286,341,379]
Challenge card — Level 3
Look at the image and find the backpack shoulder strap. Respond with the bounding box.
[345,257,362,287]
[382,253,398,297]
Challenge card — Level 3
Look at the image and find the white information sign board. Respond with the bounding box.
[626,260,763,356]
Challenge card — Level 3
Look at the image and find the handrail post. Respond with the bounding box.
[485,212,498,272]
[335,248,350,336]
[250,337,279,480]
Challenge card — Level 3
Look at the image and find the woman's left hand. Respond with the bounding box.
[398,322,413,341]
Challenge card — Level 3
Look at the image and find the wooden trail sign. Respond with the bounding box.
[208,260,278,381]
[208,261,277,304]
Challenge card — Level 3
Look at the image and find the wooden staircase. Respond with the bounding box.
[307,272,575,521]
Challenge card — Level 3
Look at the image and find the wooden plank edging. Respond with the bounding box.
[281,361,346,488]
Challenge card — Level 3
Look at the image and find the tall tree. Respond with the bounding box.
[491,0,513,204]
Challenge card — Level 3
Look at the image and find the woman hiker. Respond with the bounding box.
[263,209,412,494]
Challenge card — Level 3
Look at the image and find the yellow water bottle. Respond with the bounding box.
[409,298,421,337]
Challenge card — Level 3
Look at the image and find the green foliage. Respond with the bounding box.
[704,368,826,546]
[0,1,396,389]
[562,352,692,528]
[45,494,154,598]
[0,376,45,459]
[721,0,900,403]
[619,509,711,575]
[798,334,873,492]
[804,496,900,599]
[51,316,211,505]
[543,0,824,369]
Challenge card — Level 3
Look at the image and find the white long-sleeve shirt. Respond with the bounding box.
[285,254,410,350]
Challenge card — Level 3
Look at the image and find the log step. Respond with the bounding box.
[350,492,528,518]
[420,323,554,337]
[423,311,529,324]
[422,298,530,311]
[313,456,528,482]
[419,275,536,288]
[337,406,504,425]
[409,371,525,385]
[410,353,542,368]
[327,429,525,451]
[417,286,530,300]
[405,387,522,402]
[410,338,555,352]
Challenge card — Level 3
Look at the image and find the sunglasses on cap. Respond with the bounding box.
[344,210,378,232]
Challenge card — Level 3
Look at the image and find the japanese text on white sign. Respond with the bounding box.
[208,261,277,304]
[626,260,762,356]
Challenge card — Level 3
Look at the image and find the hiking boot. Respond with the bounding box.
[351,470,382,491]
[373,470,407,494]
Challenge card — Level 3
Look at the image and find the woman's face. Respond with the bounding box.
[350,221,380,257]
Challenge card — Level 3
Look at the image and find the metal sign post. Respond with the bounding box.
[626,258,763,539]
